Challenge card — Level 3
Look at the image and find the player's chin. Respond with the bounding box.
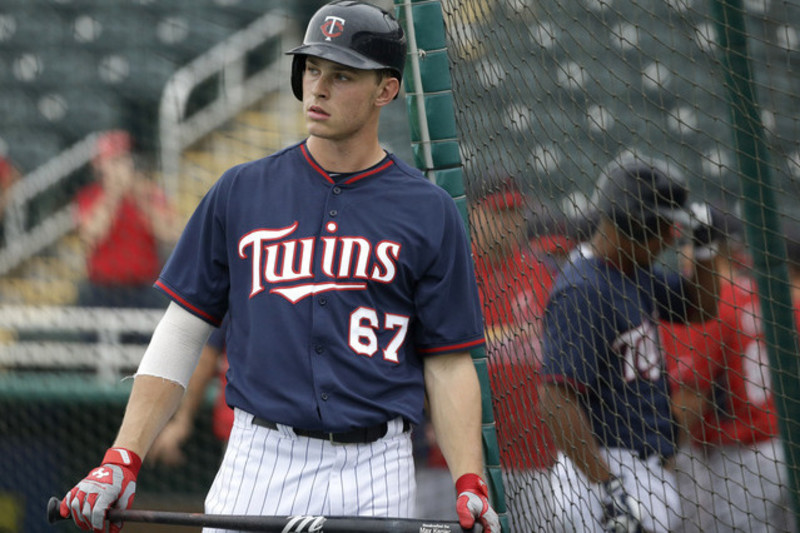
[307,125,349,143]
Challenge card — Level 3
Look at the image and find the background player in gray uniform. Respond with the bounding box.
[57,2,500,532]
[537,155,720,533]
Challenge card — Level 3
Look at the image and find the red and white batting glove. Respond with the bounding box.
[455,473,501,532]
[59,447,142,533]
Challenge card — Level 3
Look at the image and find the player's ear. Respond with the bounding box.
[375,76,400,107]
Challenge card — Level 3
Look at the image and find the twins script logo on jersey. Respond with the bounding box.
[320,15,345,40]
[238,221,400,303]
[613,319,662,382]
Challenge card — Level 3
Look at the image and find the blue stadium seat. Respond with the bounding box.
[0,127,66,173]
[30,48,99,89]
[145,10,250,63]
[0,89,43,128]
[0,6,68,50]
[65,6,145,51]
[95,50,178,101]
[203,0,286,24]
[39,88,125,144]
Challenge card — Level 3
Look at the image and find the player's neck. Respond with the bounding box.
[305,135,386,173]
[590,229,636,275]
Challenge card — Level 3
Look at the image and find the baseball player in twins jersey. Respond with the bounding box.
[58,2,500,532]
[537,156,720,533]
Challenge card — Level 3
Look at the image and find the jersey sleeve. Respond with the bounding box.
[540,284,609,391]
[155,173,233,325]
[413,194,485,355]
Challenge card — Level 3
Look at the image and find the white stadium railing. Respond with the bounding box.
[0,306,163,382]
[158,11,298,197]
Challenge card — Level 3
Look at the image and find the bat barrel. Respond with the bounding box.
[47,496,471,532]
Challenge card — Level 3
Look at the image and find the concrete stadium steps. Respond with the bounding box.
[0,235,85,305]
[175,97,305,219]
[0,278,78,306]
[22,256,84,282]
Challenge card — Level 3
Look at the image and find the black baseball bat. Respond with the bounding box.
[47,497,476,532]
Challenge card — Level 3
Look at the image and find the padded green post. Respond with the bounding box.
[412,141,461,170]
[406,93,458,143]
[395,1,508,528]
[711,0,800,525]
[430,168,465,198]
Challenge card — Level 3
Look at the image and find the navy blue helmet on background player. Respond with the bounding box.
[526,156,692,246]
[591,156,690,242]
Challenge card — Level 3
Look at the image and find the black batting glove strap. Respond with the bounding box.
[601,475,645,533]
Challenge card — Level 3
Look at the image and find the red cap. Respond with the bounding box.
[532,234,574,255]
[482,179,526,212]
[94,130,132,162]
[0,156,18,189]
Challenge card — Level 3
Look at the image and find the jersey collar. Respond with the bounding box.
[300,141,394,185]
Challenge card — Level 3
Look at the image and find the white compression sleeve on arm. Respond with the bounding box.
[136,301,215,389]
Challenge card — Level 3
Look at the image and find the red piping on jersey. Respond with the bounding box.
[541,373,588,393]
[418,337,485,355]
[154,280,222,326]
[343,159,394,184]
[300,142,394,185]
[301,144,334,184]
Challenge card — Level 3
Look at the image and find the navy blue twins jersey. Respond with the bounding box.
[540,246,685,459]
[155,141,485,431]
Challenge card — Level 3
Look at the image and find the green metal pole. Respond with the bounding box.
[394,1,509,530]
[710,0,800,527]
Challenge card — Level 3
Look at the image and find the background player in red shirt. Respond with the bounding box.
[412,180,573,525]
[664,208,795,532]
[0,155,22,248]
[74,130,179,308]
[469,180,567,529]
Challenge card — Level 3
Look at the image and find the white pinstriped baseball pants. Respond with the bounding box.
[548,448,681,533]
[204,408,416,532]
[674,439,795,533]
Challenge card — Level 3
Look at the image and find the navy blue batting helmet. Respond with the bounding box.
[285,1,407,100]
[592,156,689,240]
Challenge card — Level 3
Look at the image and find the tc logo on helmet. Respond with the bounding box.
[320,16,345,40]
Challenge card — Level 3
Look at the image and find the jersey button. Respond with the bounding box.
[328,209,338,217]
[332,186,342,195]
[314,344,324,354]
[318,296,327,306]
[321,393,328,401]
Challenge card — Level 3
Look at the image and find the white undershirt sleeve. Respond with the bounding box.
[136,301,216,389]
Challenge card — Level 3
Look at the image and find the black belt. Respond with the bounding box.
[252,417,410,444]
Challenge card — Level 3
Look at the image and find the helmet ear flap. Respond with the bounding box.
[291,55,306,101]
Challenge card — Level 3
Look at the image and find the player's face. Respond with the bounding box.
[631,218,676,266]
[94,153,136,194]
[301,57,398,141]
[471,205,525,259]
